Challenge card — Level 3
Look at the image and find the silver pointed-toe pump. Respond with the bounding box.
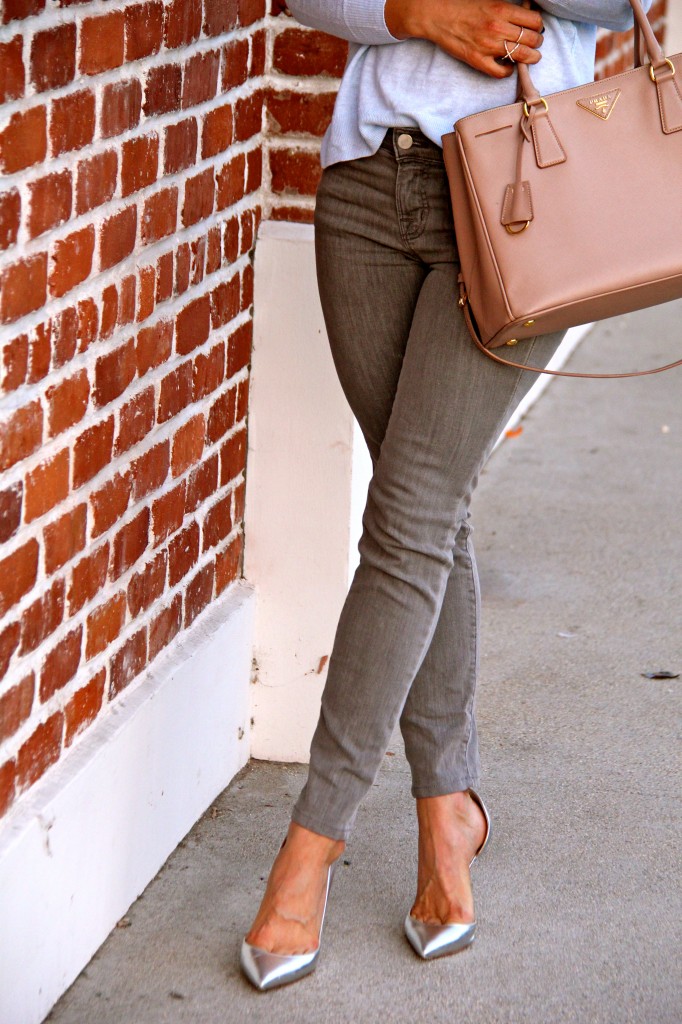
[240,862,335,992]
[404,788,491,961]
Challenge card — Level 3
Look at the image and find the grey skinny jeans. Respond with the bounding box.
[291,128,566,841]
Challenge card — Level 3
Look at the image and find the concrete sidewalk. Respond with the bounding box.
[48,301,682,1024]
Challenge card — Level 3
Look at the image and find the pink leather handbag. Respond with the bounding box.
[442,0,682,378]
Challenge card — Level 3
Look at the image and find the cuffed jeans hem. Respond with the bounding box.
[290,807,354,843]
[410,776,480,800]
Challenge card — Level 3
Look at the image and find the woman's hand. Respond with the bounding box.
[385,0,545,79]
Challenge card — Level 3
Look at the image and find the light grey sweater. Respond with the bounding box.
[285,0,652,166]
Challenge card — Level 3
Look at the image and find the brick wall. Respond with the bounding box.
[0,0,264,819]
[0,0,670,822]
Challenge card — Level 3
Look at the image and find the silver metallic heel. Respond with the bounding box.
[404,788,491,961]
[240,862,336,991]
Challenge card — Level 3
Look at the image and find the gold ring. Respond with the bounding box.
[523,97,549,117]
[649,58,675,83]
[504,39,521,62]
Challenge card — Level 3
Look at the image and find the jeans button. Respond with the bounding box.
[397,133,413,150]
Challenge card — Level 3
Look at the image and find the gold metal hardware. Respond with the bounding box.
[649,58,675,83]
[505,221,530,235]
[523,319,535,326]
[576,89,621,121]
[458,295,467,308]
[506,338,519,346]
[523,97,549,118]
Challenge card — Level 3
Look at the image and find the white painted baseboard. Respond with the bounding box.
[0,581,255,1024]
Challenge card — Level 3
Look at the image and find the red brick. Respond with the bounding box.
[30,23,76,92]
[210,276,240,330]
[40,626,82,702]
[234,91,262,143]
[0,622,20,680]
[68,543,109,615]
[135,319,173,377]
[246,147,262,196]
[128,550,167,616]
[20,578,65,655]
[156,253,173,303]
[164,0,201,48]
[110,507,149,580]
[62,670,103,746]
[220,427,247,486]
[240,208,256,253]
[144,63,181,115]
[23,448,68,524]
[27,321,50,382]
[73,416,114,487]
[80,12,124,75]
[131,441,169,500]
[91,472,132,538]
[121,134,158,197]
[100,284,118,339]
[190,236,206,286]
[50,90,95,157]
[0,105,46,173]
[267,89,335,138]
[151,481,185,545]
[115,387,155,457]
[149,593,182,660]
[109,628,147,698]
[100,205,137,271]
[227,321,252,376]
[27,170,71,240]
[94,339,135,408]
[223,216,239,263]
[50,306,75,368]
[158,361,192,423]
[236,375,249,421]
[221,38,249,90]
[192,342,224,403]
[44,504,87,575]
[233,479,245,521]
[239,0,264,25]
[49,225,94,299]
[16,712,63,790]
[0,760,16,818]
[203,0,238,35]
[64,669,105,746]
[75,152,116,219]
[0,35,25,102]
[182,168,214,228]
[0,399,42,470]
[207,387,236,444]
[270,147,321,196]
[101,79,142,139]
[0,190,20,251]
[185,454,218,516]
[141,187,178,245]
[216,533,242,593]
[175,242,190,295]
[2,0,45,23]
[173,294,209,357]
[185,561,214,626]
[202,493,232,552]
[1,333,28,390]
[207,225,221,274]
[216,153,245,210]
[241,262,254,310]
[168,520,199,585]
[119,275,137,326]
[0,673,34,744]
[164,117,197,173]
[125,1,163,61]
[44,370,88,439]
[86,592,126,659]
[1,253,47,325]
[0,481,22,544]
[134,268,153,324]
[273,28,347,77]
[76,297,98,353]
[201,104,232,159]
[182,49,220,108]
[171,414,204,477]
